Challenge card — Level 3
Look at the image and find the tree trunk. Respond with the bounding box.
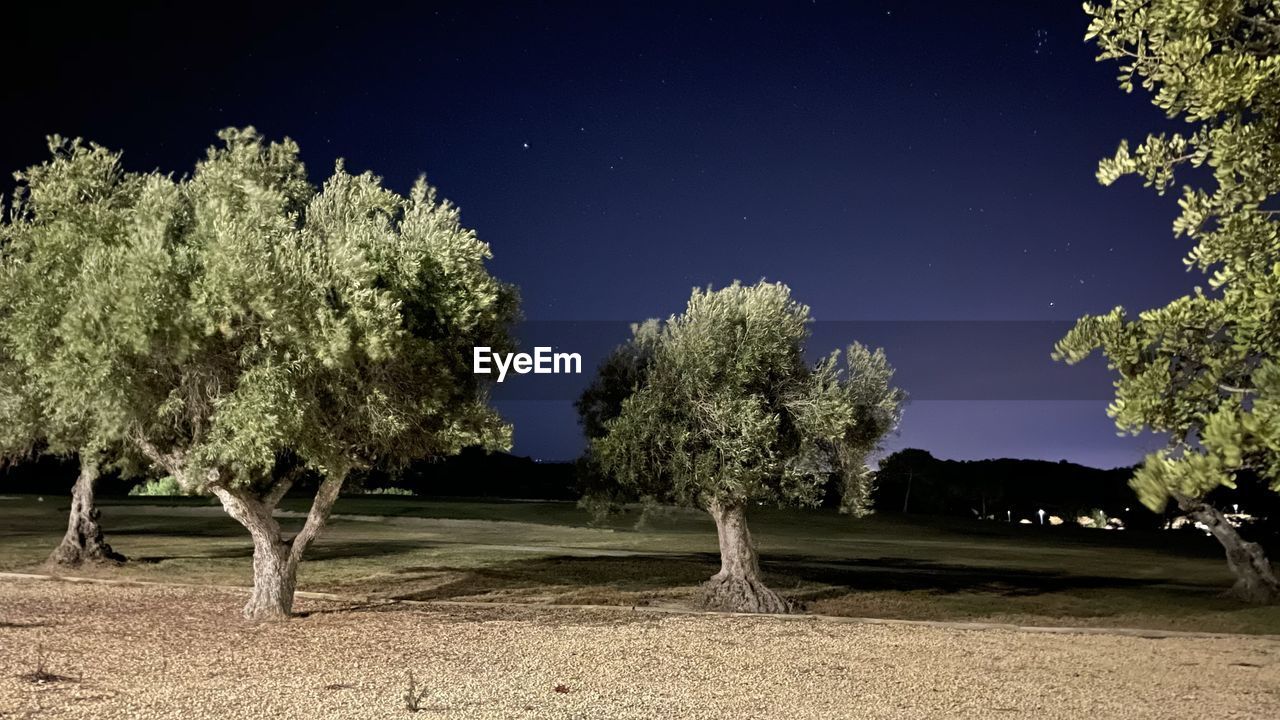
[212,472,344,622]
[1185,501,1280,604]
[246,532,298,622]
[701,499,792,614]
[47,457,124,566]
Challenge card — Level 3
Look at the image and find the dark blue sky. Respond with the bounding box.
[6,2,1190,467]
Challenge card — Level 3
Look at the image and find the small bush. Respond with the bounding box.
[18,645,77,684]
[361,487,416,496]
[128,476,185,497]
[577,493,622,525]
[633,496,678,531]
[403,670,431,712]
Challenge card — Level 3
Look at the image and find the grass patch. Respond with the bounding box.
[2,493,1279,634]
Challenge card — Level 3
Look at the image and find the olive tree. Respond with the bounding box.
[576,319,663,442]
[1055,1,1280,602]
[591,281,902,613]
[0,139,134,566]
[25,128,516,620]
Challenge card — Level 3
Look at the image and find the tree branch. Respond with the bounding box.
[288,468,347,565]
[262,466,303,509]
[130,433,185,478]
[209,485,278,547]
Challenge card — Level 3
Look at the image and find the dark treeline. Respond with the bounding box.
[366,448,577,500]
[869,449,1280,542]
[868,449,1145,522]
[0,456,133,496]
[1,449,578,502]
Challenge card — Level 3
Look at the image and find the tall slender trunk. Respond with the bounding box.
[701,499,791,614]
[1184,501,1280,604]
[48,457,124,566]
[212,472,345,622]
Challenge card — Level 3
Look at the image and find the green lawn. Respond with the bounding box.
[3,493,1279,634]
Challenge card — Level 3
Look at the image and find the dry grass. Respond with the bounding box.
[1,579,1278,719]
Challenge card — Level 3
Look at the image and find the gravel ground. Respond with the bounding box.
[1,578,1278,719]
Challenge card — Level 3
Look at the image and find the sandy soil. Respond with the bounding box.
[1,578,1278,719]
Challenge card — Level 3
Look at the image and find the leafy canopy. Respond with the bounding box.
[2,128,516,489]
[593,281,902,514]
[0,138,140,465]
[575,318,663,441]
[1054,1,1280,509]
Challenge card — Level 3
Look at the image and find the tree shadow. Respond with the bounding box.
[125,539,447,564]
[759,553,1177,595]
[372,550,1191,604]
[108,524,247,539]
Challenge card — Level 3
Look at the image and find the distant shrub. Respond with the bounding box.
[361,487,415,496]
[633,495,678,531]
[577,493,621,525]
[128,476,185,496]
[1090,508,1110,529]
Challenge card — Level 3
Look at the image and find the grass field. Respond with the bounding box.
[3,493,1280,635]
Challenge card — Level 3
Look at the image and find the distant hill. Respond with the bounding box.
[870,448,1154,525]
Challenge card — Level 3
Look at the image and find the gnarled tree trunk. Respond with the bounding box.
[1185,501,1280,604]
[701,499,792,614]
[48,457,124,566]
[212,472,344,622]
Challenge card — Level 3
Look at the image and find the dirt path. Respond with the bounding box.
[2,578,1278,719]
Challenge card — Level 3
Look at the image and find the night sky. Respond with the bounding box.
[6,2,1192,467]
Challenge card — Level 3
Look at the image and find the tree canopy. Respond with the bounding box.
[594,281,901,515]
[1054,0,1280,601]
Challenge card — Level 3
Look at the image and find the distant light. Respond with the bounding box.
[1037,508,1046,525]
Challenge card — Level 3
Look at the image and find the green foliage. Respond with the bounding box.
[0,138,136,464]
[575,319,662,441]
[359,486,416,496]
[128,476,187,497]
[1055,1,1280,510]
[1,128,516,493]
[0,346,42,461]
[573,320,662,509]
[592,281,903,515]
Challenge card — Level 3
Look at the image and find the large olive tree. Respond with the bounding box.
[1055,1,1280,603]
[17,128,516,620]
[1,139,135,566]
[591,281,902,613]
